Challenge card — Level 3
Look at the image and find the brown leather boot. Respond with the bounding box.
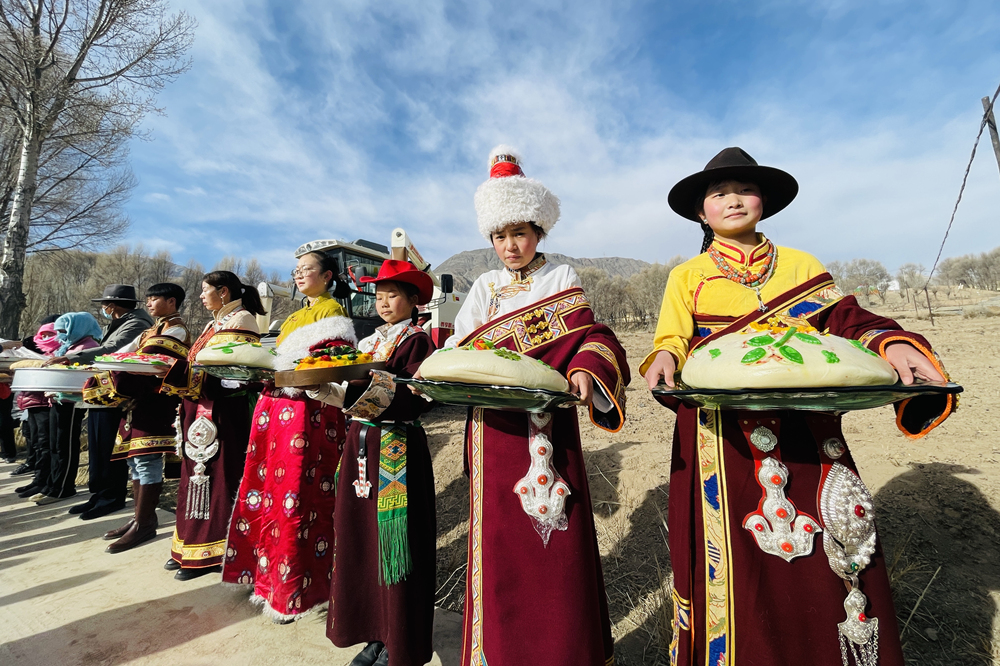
[103,479,141,540]
[106,481,161,554]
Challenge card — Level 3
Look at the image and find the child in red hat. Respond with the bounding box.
[311,259,437,666]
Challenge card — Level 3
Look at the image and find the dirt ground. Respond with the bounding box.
[424,311,1000,666]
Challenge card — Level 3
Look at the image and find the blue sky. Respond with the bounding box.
[124,0,1000,276]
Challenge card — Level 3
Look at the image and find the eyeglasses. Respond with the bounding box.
[290,266,320,279]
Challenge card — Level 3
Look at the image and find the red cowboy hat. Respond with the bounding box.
[359,260,434,305]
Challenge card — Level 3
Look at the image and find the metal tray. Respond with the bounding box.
[651,381,963,412]
[10,368,96,393]
[397,377,580,413]
[92,361,170,375]
[274,362,387,388]
[196,365,275,382]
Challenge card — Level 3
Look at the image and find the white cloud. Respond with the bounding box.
[121,0,1000,281]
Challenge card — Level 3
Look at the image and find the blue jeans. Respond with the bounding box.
[127,453,163,484]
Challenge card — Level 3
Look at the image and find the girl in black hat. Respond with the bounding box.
[640,148,955,666]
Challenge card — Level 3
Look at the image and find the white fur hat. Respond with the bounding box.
[474,145,560,241]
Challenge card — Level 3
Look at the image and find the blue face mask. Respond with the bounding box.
[101,308,112,320]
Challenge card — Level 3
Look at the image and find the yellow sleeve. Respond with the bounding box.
[639,265,695,376]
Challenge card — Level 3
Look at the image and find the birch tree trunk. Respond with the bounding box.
[0,127,41,337]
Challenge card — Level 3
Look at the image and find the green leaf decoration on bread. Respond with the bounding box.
[778,346,804,364]
[747,335,774,347]
[741,348,767,364]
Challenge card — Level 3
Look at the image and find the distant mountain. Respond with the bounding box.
[435,248,651,293]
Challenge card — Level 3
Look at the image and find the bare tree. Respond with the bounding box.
[626,256,686,327]
[895,263,926,304]
[0,0,194,336]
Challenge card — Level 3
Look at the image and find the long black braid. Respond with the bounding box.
[699,221,715,253]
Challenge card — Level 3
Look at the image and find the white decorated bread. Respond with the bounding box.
[195,341,276,369]
[419,340,570,392]
[680,325,897,389]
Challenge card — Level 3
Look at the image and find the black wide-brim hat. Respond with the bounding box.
[667,147,798,222]
[90,283,138,303]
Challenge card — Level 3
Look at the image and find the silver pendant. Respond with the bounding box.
[513,412,570,546]
[743,457,822,561]
[838,584,880,666]
[819,463,877,578]
[353,455,372,498]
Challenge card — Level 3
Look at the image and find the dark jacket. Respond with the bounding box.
[67,309,154,364]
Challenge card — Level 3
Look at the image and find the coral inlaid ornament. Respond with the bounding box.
[743,457,822,561]
[513,412,571,546]
[819,462,880,666]
[184,412,220,520]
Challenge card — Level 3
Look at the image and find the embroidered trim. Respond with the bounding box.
[344,370,396,421]
[113,435,176,457]
[468,408,486,665]
[670,588,691,666]
[171,529,227,563]
[696,408,733,665]
[465,288,592,353]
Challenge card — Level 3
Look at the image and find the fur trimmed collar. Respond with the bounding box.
[274,315,357,371]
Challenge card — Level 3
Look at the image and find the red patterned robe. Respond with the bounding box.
[451,267,630,666]
[650,268,956,666]
[222,315,356,621]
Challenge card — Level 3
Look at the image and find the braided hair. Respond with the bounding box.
[699,221,715,254]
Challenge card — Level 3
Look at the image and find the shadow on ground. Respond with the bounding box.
[876,462,1000,666]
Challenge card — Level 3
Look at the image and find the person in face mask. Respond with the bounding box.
[11,316,61,494]
[28,313,102,505]
[46,285,153,520]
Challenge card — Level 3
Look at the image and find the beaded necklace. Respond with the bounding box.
[708,240,778,312]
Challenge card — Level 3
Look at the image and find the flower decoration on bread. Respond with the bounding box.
[96,352,176,366]
[418,338,570,392]
[195,341,277,369]
[680,323,898,389]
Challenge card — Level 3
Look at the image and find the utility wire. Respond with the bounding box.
[923,81,1000,289]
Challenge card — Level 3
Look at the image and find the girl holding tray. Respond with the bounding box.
[222,251,356,622]
[160,271,266,580]
[641,148,957,666]
[307,259,437,666]
[438,146,629,666]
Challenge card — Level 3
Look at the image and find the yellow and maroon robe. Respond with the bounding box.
[641,237,955,666]
[162,301,261,570]
[85,315,191,462]
[326,321,437,666]
[456,285,629,666]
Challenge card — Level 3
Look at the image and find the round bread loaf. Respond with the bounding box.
[419,345,570,392]
[195,341,276,369]
[680,326,897,389]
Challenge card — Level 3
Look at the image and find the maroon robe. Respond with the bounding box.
[162,326,261,569]
[659,274,956,666]
[326,332,437,666]
[457,287,630,666]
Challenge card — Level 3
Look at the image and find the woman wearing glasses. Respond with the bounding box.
[222,251,358,622]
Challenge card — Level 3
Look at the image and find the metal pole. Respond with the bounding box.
[982,96,1000,179]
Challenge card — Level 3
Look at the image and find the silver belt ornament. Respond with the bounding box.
[742,426,879,666]
[183,414,219,520]
[513,412,570,546]
[820,459,880,666]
